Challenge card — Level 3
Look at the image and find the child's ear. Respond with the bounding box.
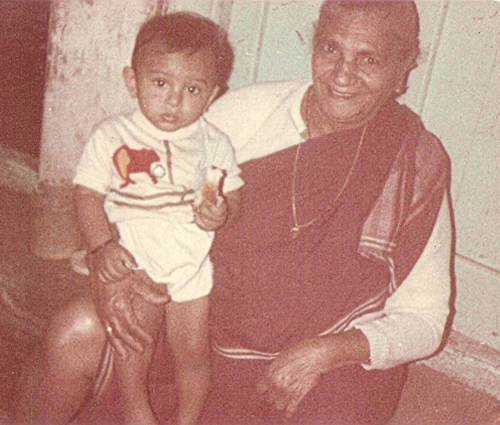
[123,66,138,98]
[204,85,220,111]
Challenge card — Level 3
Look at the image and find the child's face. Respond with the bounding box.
[124,44,220,132]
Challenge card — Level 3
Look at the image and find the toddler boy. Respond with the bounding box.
[73,12,242,424]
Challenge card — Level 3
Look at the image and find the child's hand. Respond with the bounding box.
[193,196,228,231]
[89,240,138,283]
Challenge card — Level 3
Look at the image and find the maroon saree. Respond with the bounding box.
[201,100,449,424]
[209,100,425,354]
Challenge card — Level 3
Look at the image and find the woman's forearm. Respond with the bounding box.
[319,329,371,371]
[352,195,452,369]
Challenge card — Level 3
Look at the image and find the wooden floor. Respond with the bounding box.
[390,364,500,425]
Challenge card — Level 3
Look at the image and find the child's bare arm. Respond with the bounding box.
[165,297,210,425]
[75,184,136,281]
[75,184,114,250]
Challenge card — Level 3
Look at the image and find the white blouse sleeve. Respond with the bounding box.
[352,193,453,369]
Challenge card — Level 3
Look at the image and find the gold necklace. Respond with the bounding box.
[290,93,367,239]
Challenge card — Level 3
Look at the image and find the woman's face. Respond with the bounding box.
[311,9,410,129]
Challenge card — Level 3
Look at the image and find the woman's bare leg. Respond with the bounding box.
[15,296,106,424]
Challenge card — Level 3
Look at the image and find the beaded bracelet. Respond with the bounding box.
[89,238,115,255]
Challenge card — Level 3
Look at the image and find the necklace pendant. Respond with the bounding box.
[290,226,300,239]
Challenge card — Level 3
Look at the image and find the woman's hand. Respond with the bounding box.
[193,196,228,231]
[257,337,331,419]
[91,270,171,358]
[257,330,370,419]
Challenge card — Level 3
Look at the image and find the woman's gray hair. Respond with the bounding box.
[316,0,420,65]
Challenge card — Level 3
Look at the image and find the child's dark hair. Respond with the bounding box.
[132,12,234,98]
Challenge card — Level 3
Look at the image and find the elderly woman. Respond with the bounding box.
[16,1,452,424]
[201,0,452,423]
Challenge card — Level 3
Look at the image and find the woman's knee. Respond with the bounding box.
[45,296,106,373]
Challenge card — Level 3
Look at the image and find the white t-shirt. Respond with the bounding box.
[74,110,244,302]
[74,110,243,223]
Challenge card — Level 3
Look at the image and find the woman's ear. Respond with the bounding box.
[123,66,138,99]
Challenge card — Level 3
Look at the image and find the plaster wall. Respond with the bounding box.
[38,0,160,181]
[418,1,500,352]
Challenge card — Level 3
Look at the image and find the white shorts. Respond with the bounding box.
[116,218,213,302]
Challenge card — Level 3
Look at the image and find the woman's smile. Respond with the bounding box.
[328,86,357,98]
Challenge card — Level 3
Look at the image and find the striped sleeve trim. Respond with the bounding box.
[212,289,389,361]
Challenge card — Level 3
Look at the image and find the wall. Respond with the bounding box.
[0,0,50,158]
[38,0,160,181]
[419,1,500,352]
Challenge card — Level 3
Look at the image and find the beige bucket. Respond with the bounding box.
[28,180,82,260]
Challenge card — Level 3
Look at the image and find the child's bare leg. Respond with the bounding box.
[165,296,210,425]
[114,270,166,425]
